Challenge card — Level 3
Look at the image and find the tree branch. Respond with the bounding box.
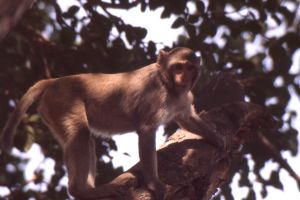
[99,101,276,200]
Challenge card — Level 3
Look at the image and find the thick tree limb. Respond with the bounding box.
[98,101,276,200]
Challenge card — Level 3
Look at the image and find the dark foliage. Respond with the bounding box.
[0,0,299,199]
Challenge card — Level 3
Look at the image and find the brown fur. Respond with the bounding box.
[1,47,221,199]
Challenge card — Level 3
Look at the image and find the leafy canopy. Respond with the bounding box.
[0,0,299,199]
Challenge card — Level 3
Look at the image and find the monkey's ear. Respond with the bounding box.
[157,50,168,66]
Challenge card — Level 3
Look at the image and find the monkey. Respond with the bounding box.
[0,47,223,199]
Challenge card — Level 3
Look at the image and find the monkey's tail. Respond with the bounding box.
[0,79,55,153]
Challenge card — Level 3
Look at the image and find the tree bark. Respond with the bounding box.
[102,101,275,200]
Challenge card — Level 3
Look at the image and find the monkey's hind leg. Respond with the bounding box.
[64,125,126,199]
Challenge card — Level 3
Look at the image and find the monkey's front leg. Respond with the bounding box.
[138,128,165,200]
[176,113,224,149]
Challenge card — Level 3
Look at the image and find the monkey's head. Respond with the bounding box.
[157,47,201,93]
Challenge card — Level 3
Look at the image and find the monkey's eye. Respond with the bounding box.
[173,64,183,72]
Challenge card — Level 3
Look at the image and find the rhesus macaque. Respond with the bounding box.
[0,47,222,199]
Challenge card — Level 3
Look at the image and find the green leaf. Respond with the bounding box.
[124,25,147,44]
[270,171,283,190]
[196,1,205,14]
[172,17,185,29]
[24,125,35,152]
[134,27,147,41]
[28,114,40,123]
[161,8,171,18]
[187,14,199,24]
[186,24,196,38]
[60,27,76,46]
[62,5,80,18]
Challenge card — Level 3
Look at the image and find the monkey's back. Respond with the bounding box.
[37,64,173,139]
[82,64,170,135]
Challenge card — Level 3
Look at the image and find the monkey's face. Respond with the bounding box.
[170,60,199,92]
[157,47,200,93]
